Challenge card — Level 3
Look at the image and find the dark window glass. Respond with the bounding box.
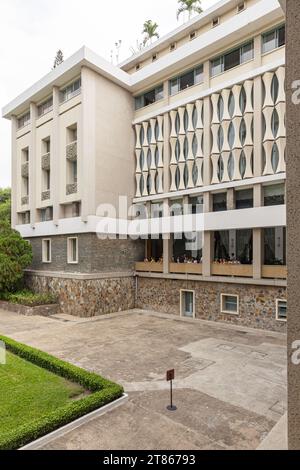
[180,70,194,90]
[144,89,156,106]
[235,189,253,209]
[214,231,229,260]
[264,227,286,265]
[278,25,285,47]
[224,48,240,71]
[213,193,227,212]
[264,184,285,206]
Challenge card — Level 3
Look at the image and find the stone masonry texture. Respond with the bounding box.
[27,233,145,273]
[26,274,135,317]
[136,277,287,333]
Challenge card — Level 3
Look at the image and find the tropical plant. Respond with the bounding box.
[53,49,64,69]
[176,0,203,21]
[142,20,159,46]
[0,188,11,224]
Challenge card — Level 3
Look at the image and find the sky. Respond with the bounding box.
[0,0,217,188]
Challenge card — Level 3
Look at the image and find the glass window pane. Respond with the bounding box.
[278,26,285,47]
[262,30,277,54]
[184,292,194,317]
[213,193,227,212]
[144,89,156,106]
[214,231,229,260]
[235,189,253,209]
[195,66,204,84]
[155,85,164,101]
[264,184,285,206]
[179,70,195,90]
[170,78,179,95]
[224,48,240,71]
[211,57,223,77]
[241,42,254,63]
[224,296,237,312]
[264,227,286,265]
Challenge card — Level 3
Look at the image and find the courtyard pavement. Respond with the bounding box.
[0,309,287,450]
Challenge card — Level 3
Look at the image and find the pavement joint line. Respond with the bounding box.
[19,393,129,451]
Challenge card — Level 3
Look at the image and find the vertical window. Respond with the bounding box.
[212,17,220,28]
[264,227,286,265]
[213,193,227,212]
[262,25,285,54]
[67,237,78,264]
[221,294,239,315]
[235,189,253,209]
[60,78,81,103]
[276,299,287,322]
[42,239,51,263]
[237,2,246,13]
[18,112,31,129]
[181,291,195,318]
[190,31,196,40]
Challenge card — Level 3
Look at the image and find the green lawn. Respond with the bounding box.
[0,351,85,441]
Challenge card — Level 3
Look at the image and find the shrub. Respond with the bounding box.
[0,226,32,292]
[0,335,124,450]
[0,290,57,306]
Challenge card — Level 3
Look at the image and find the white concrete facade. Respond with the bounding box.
[2,0,286,286]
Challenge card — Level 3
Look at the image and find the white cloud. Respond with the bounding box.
[0,0,216,188]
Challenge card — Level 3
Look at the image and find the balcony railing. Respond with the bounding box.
[169,263,202,275]
[135,262,163,273]
[41,153,50,170]
[66,183,78,195]
[262,265,287,279]
[21,196,29,206]
[66,141,77,162]
[41,190,50,201]
[211,264,253,278]
[21,162,29,178]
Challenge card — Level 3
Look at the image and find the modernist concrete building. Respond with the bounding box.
[2,0,287,330]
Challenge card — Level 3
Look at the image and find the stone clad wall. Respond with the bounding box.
[136,277,287,332]
[26,273,135,317]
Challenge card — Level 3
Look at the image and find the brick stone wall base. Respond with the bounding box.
[25,273,135,317]
[0,300,59,317]
[136,277,287,333]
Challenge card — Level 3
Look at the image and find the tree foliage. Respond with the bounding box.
[53,49,64,69]
[0,188,32,292]
[142,20,160,46]
[177,0,203,21]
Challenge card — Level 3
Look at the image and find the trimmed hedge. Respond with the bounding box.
[0,290,57,307]
[0,335,123,450]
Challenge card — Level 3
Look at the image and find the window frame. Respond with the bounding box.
[67,237,79,264]
[134,84,164,110]
[211,40,254,77]
[237,1,246,13]
[262,24,286,55]
[60,78,82,104]
[42,239,52,264]
[180,290,196,319]
[221,294,239,315]
[276,299,287,322]
[37,97,53,117]
[169,64,204,96]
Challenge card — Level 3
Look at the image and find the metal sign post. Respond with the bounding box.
[166,369,177,411]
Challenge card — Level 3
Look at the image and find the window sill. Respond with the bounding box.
[261,44,285,58]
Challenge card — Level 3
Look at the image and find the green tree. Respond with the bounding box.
[0,188,11,225]
[176,0,203,21]
[0,188,32,293]
[142,20,160,46]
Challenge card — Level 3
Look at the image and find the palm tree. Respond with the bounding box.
[177,0,203,21]
[142,20,159,47]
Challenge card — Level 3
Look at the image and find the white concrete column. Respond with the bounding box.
[253,184,263,279]
[29,102,37,227]
[52,86,61,224]
[163,111,170,193]
[81,66,96,222]
[11,116,18,228]
[203,96,212,186]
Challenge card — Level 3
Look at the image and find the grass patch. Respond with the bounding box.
[0,335,123,450]
[0,289,57,306]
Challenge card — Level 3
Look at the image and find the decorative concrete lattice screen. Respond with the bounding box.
[262,67,286,176]
[210,81,254,184]
[169,101,204,192]
[134,116,164,197]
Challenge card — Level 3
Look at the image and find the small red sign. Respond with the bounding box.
[166,369,175,382]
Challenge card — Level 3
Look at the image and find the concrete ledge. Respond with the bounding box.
[136,271,287,287]
[25,270,134,281]
[19,393,129,450]
[0,301,59,317]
